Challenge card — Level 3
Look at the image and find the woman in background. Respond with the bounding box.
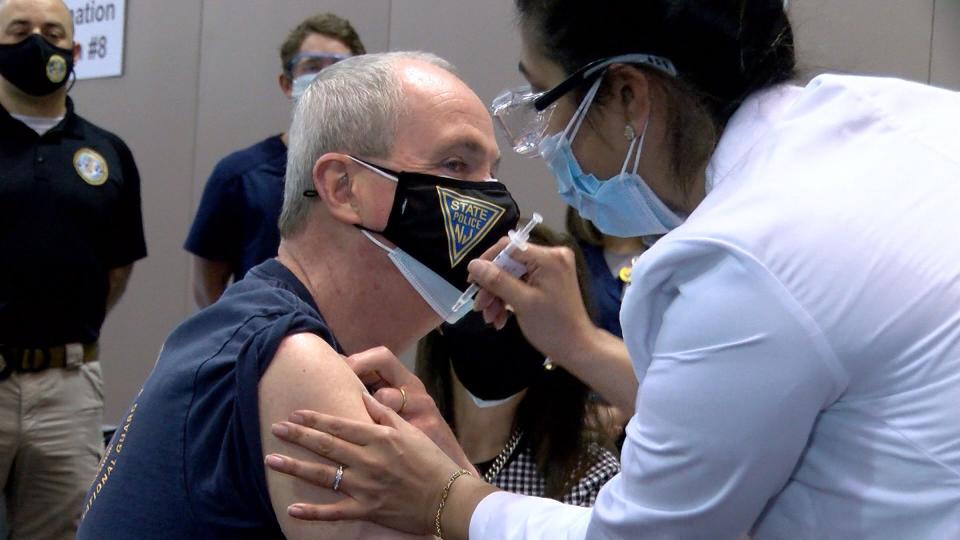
[566,208,639,444]
[416,221,619,506]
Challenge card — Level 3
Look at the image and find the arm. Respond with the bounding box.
[192,256,232,308]
[469,246,846,539]
[185,162,241,302]
[105,264,133,314]
[258,333,430,539]
[553,326,636,413]
[104,136,146,311]
[263,245,846,539]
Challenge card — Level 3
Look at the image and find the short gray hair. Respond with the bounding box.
[279,51,458,236]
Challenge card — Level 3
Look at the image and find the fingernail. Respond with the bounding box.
[271,423,289,437]
[289,412,305,424]
[288,504,305,517]
[468,259,489,279]
[265,454,284,468]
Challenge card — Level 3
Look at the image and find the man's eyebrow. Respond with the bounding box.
[437,138,485,156]
[43,21,67,32]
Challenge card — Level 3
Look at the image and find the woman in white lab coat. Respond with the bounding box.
[264,1,960,538]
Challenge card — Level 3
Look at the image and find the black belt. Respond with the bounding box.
[0,343,99,380]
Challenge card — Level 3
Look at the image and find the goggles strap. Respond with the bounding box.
[563,77,604,143]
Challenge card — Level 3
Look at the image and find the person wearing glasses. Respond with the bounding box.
[185,13,364,307]
[264,1,960,538]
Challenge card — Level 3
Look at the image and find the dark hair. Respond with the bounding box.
[415,220,608,499]
[516,0,795,196]
[565,206,604,247]
[280,13,366,73]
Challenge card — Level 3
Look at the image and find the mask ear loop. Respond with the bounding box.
[562,76,605,144]
[65,69,77,93]
[360,229,392,252]
[620,121,648,177]
[348,155,399,183]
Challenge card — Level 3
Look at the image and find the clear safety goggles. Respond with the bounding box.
[285,52,350,77]
[491,53,678,157]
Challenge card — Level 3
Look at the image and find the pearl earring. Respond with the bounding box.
[624,125,636,141]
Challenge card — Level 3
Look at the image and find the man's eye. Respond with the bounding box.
[443,160,468,174]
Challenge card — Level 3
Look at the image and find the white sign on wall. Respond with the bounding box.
[64,0,127,80]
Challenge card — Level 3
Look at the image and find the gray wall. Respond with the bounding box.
[66,1,960,421]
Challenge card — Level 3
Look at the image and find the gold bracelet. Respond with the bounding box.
[435,468,471,540]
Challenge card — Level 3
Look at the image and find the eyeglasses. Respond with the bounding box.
[491,53,677,157]
[285,52,350,77]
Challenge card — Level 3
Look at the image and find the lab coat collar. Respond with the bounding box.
[705,83,804,193]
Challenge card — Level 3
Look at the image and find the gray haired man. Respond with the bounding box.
[77,52,519,539]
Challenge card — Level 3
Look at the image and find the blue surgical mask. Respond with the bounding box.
[291,73,318,101]
[539,78,685,238]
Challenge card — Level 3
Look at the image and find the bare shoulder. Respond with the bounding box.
[260,332,369,429]
[258,333,370,539]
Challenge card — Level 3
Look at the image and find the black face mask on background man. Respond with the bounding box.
[0,34,73,97]
[440,310,547,402]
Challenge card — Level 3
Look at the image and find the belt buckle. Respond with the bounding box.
[21,348,50,373]
[0,347,12,381]
[65,343,84,369]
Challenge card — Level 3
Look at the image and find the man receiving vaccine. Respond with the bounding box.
[185,12,365,308]
[79,51,520,540]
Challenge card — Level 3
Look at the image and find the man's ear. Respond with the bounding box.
[312,155,362,225]
[278,73,293,99]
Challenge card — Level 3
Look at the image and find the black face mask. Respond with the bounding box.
[440,311,546,401]
[0,34,73,97]
[347,156,521,291]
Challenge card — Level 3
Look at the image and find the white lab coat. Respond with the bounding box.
[469,74,960,539]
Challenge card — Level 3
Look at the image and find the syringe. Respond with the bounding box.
[452,212,543,312]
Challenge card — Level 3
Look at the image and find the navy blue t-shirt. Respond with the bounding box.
[185,135,287,280]
[78,259,341,539]
[578,241,624,338]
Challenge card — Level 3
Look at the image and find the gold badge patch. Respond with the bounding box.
[437,187,506,267]
[46,54,67,84]
[73,148,109,186]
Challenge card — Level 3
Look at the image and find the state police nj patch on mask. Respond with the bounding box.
[437,186,506,268]
[352,157,520,291]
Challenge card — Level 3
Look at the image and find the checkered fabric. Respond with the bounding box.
[489,442,621,506]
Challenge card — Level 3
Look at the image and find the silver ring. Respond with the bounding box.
[332,464,344,492]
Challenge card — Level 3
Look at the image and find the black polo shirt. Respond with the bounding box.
[0,98,146,347]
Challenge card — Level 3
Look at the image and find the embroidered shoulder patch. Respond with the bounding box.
[73,148,109,186]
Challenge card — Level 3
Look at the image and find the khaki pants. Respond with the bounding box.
[0,362,104,540]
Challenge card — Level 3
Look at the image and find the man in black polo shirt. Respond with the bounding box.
[0,0,146,538]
